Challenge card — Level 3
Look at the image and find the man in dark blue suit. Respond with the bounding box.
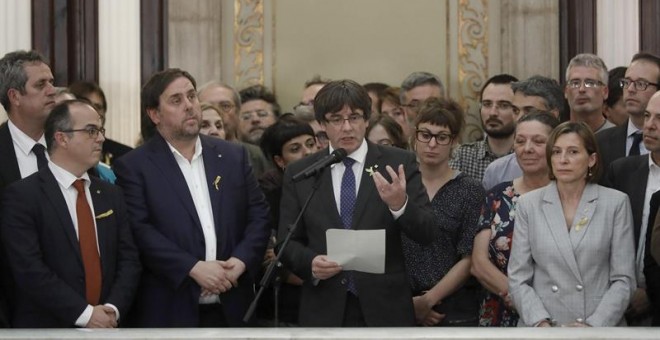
[1,100,141,327]
[277,80,436,326]
[114,68,269,327]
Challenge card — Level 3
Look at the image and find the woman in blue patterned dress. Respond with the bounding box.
[471,111,559,326]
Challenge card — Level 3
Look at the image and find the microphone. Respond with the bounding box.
[292,148,347,182]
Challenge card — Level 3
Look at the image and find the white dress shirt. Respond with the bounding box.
[8,119,49,178]
[626,119,648,156]
[167,138,219,304]
[329,140,406,220]
[48,162,119,327]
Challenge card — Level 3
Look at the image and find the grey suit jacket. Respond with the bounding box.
[509,182,636,326]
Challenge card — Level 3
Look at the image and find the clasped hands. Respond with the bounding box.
[86,305,118,328]
[189,257,246,296]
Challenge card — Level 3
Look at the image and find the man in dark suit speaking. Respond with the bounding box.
[114,68,269,327]
[1,100,141,327]
[277,80,435,326]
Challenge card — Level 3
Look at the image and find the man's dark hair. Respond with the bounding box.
[44,99,92,153]
[239,84,281,117]
[140,68,197,141]
[314,80,372,122]
[631,52,660,84]
[69,80,107,113]
[606,67,627,108]
[0,50,50,112]
[259,114,315,168]
[511,75,566,117]
[479,74,518,100]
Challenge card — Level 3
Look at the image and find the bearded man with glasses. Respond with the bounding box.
[449,74,519,182]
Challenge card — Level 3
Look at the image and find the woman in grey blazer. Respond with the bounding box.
[509,122,636,327]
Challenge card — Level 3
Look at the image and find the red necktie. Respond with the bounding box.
[73,179,102,305]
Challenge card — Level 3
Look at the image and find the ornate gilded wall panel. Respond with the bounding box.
[233,0,264,89]
[457,0,488,141]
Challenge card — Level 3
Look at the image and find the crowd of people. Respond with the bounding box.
[0,48,659,329]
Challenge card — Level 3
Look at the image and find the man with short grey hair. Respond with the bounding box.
[400,72,445,126]
[0,50,57,327]
[481,76,565,189]
[564,53,614,133]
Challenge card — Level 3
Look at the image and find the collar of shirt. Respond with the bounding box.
[478,138,500,160]
[166,136,203,163]
[329,138,368,167]
[48,161,91,190]
[649,153,660,172]
[627,119,642,138]
[7,119,47,157]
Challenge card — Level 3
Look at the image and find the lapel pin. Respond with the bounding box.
[213,175,222,191]
[218,154,222,158]
[575,217,588,231]
[365,164,379,177]
[96,189,101,194]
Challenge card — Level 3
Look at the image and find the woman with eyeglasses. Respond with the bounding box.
[366,114,408,150]
[508,121,635,327]
[471,110,559,327]
[402,97,485,326]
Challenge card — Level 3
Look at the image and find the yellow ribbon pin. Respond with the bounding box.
[213,176,221,190]
[95,209,114,220]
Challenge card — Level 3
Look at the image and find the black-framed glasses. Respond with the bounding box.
[324,113,365,126]
[61,126,106,139]
[415,130,453,145]
[315,131,328,143]
[620,78,659,91]
[566,79,604,89]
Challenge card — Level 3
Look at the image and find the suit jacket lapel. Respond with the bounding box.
[39,169,83,265]
[0,123,21,185]
[569,183,598,251]
[201,137,226,252]
[89,179,111,270]
[628,157,649,246]
[147,134,202,230]
[542,182,582,282]
[352,144,381,229]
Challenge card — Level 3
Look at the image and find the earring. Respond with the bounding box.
[587,166,592,178]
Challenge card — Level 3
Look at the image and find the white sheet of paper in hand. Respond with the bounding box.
[326,229,385,274]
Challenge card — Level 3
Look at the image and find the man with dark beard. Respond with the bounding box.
[449,74,519,182]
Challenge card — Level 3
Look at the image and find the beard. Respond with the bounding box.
[484,121,515,139]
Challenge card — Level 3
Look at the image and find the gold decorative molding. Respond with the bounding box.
[233,0,264,89]
[457,0,488,141]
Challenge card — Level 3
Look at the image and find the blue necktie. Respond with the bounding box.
[340,157,358,295]
[630,132,643,156]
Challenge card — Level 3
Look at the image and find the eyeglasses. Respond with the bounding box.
[480,100,514,111]
[566,79,603,89]
[324,113,365,126]
[61,126,106,139]
[620,78,659,91]
[415,130,453,145]
[239,110,272,121]
[315,131,328,143]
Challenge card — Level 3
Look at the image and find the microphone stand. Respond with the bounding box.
[243,173,322,325]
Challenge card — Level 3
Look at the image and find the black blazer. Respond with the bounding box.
[101,138,133,166]
[644,191,660,325]
[604,154,649,250]
[596,121,629,176]
[0,122,22,328]
[0,168,142,327]
[278,142,436,326]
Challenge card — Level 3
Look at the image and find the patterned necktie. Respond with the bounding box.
[340,157,358,295]
[73,179,102,305]
[32,144,48,170]
[630,132,643,156]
